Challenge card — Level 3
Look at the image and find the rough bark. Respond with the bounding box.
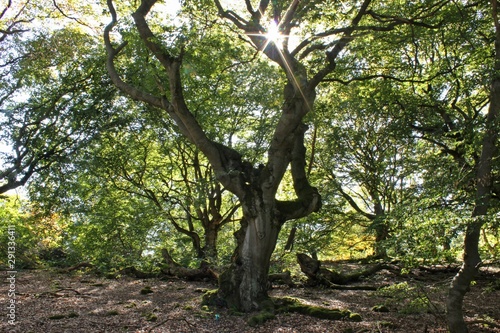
[202,223,219,262]
[446,2,500,331]
[218,210,281,311]
[216,113,322,311]
[199,181,239,263]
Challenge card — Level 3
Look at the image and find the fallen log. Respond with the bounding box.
[59,262,94,273]
[120,266,158,279]
[268,270,295,287]
[161,249,218,281]
[297,253,387,288]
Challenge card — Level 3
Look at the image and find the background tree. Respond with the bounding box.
[446,1,500,331]
[81,119,240,266]
[0,194,70,268]
[313,82,419,259]
[0,1,112,194]
[364,2,500,330]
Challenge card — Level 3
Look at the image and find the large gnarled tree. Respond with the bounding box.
[103,0,439,311]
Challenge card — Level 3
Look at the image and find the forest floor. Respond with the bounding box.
[1,262,499,333]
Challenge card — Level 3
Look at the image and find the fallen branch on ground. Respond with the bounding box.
[269,270,295,287]
[39,288,83,297]
[161,248,218,281]
[59,262,94,273]
[469,319,500,329]
[297,253,389,288]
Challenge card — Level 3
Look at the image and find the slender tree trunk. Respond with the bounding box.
[203,223,218,263]
[446,221,483,333]
[373,223,389,258]
[373,202,388,258]
[446,3,500,329]
[284,226,297,251]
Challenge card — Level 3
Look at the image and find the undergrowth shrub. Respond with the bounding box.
[374,281,441,314]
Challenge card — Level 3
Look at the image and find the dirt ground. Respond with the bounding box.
[1,264,499,333]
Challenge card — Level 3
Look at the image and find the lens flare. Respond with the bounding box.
[266,20,281,44]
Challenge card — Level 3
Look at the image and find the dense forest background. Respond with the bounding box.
[1,0,499,332]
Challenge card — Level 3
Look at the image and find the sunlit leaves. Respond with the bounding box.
[0,18,122,193]
[0,195,70,268]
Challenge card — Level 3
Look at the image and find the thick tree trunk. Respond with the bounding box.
[216,118,321,311]
[218,195,282,311]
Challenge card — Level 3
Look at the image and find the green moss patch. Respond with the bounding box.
[201,289,222,306]
[379,321,397,329]
[201,289,218,304]
[371,304,390,312]
[124,302,137,308]
[48,314,67,320]
[105,310,120,316]
[142,312,157,322]
[246,296,362,327]
[288,303,348,320]
[349,312,362,322]
[274,297,362,322]
[67,312,79,318]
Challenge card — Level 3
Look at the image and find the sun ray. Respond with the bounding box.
[275,46,312,113]
[246,20,312,113]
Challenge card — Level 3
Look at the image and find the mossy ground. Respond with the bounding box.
[201,290,363,327]
[7,267,499,332]
[244,296,362,327]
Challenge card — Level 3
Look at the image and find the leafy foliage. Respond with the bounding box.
[0,195,68,268]
[375,282,440,314]
[0,4,498,316]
